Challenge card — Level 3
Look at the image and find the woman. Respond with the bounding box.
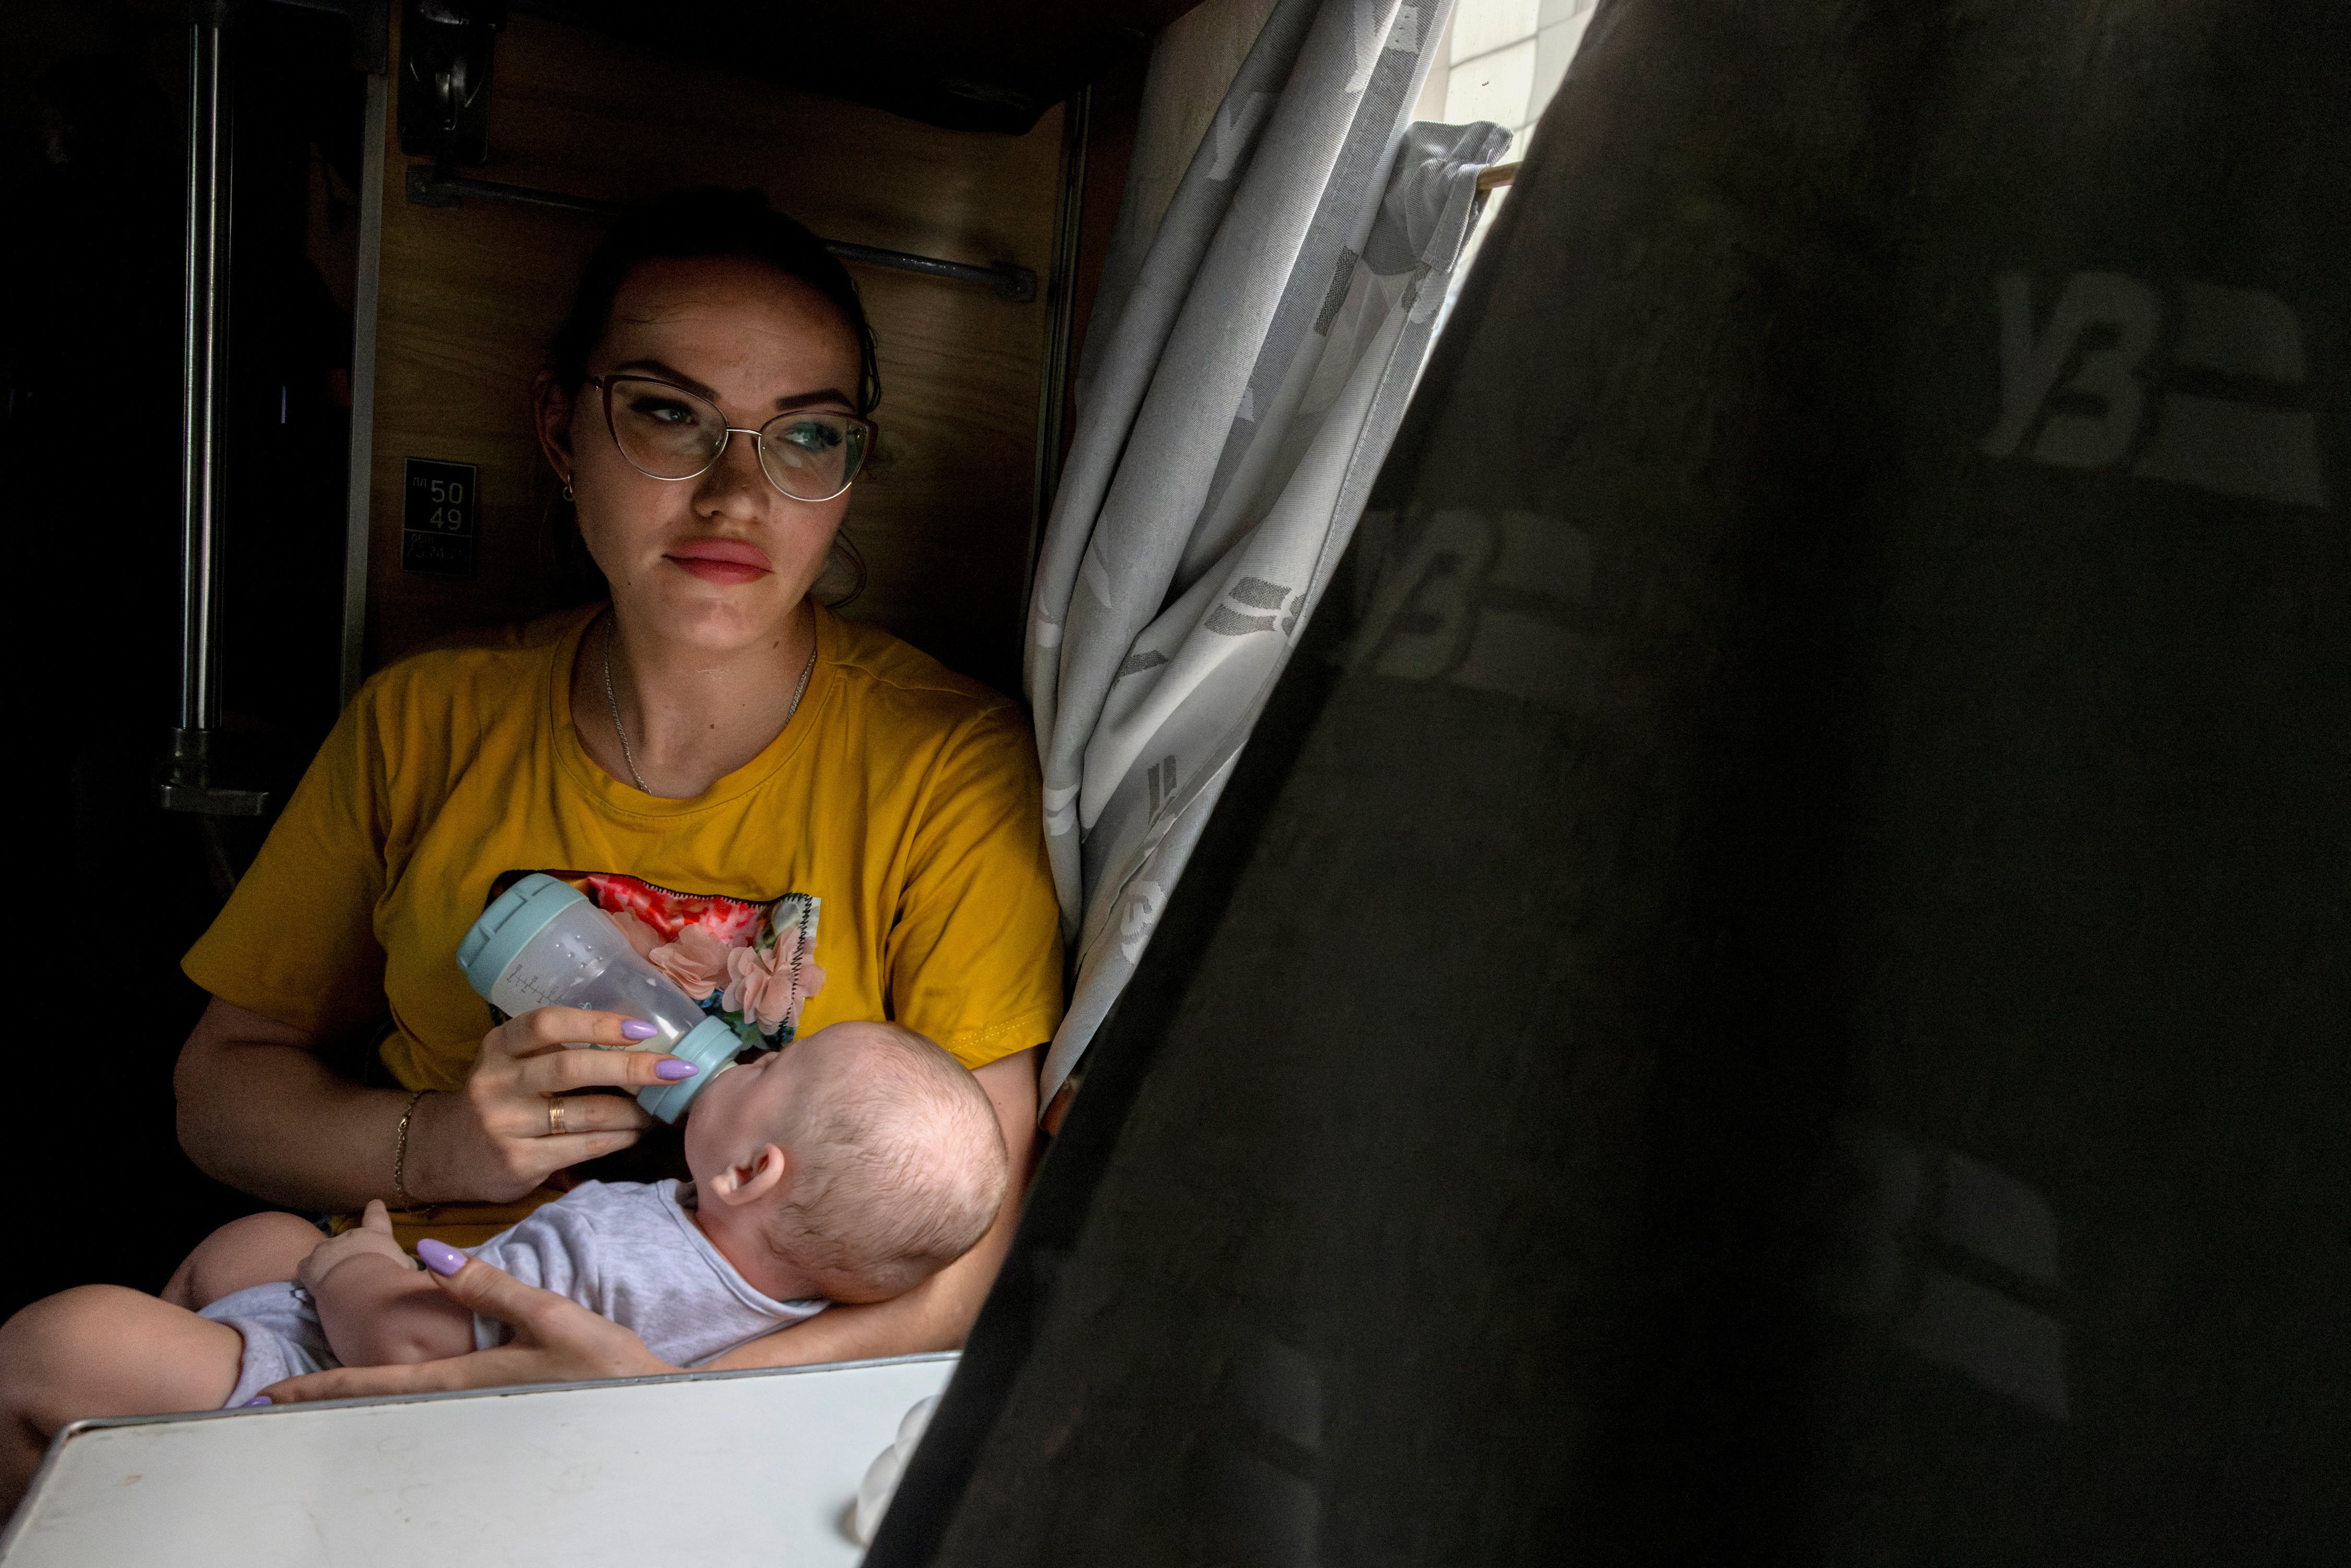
[169,189,1062,1384]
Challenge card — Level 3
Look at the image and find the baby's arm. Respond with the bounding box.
[299,1201,475,1367]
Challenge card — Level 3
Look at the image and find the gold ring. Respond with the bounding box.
[547,1097,567,1136]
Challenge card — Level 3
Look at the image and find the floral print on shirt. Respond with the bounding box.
[484,870,826,1050]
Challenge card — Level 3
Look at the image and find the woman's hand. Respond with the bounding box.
[404,1007,696,1204]
[259,1245,674,1404]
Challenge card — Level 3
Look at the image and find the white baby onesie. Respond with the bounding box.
[465,1178,828,1363]
[201,1178,825,1408]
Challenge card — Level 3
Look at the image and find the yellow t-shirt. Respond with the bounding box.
[184,602,1064,1090]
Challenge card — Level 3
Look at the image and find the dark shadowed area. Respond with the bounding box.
[870,0,2350,1561]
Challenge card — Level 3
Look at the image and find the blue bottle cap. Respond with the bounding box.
[635,1015,746,1123]
[455,873,588,1001]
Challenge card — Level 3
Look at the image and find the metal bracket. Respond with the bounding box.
[159,782,273,817]
[158,729,272,818]
[398,0,507,166]
[403,166,1037,302]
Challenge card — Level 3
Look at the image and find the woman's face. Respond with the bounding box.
[539,255,865,653]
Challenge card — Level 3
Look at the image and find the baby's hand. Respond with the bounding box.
[296,1200,417,1295]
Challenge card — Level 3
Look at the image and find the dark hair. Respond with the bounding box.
[539,188,876,606]
[544,187,881,414]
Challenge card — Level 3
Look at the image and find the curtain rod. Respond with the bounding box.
[404,166,1039,303]
[1476,161,1520,191]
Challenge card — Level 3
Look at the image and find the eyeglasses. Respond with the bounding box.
[586,374,875,503]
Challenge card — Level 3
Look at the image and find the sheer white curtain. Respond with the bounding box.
[1026,0,1511,1108]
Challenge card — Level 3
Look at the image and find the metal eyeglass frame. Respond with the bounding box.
[585,374,877,504]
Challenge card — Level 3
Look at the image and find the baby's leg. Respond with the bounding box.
[161,1211,327,1309]
[0,1286,244,1514]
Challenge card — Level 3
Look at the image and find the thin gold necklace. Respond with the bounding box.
[600,610,817,795]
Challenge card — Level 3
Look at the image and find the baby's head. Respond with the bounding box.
[682,1021,1008,1303]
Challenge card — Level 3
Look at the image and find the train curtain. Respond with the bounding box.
[1025,0,1506,1108]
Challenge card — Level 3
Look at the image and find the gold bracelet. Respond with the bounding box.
[392,1089,430,1209]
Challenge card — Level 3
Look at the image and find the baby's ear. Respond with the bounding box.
[707,1144,790,1207]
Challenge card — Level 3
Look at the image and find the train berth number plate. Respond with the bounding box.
[402,457,479,577]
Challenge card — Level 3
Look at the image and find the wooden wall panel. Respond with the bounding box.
[367,9,1064,695]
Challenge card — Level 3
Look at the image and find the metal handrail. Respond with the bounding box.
[163,0,268,821]
[404,167,1038,303]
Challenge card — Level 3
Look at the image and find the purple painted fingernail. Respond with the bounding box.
[416,1238,467,1276]
[620,1020,661,1041]
[654,1059,699,1081]
[242,1396,272,1408]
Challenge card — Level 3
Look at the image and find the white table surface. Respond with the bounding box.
[0,1353,956,1567]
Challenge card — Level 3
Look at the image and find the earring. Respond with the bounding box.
[561,480,575,501]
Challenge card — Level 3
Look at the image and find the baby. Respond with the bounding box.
[4,1021,1006,1423]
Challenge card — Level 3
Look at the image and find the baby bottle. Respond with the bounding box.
[456,873,742,1122]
